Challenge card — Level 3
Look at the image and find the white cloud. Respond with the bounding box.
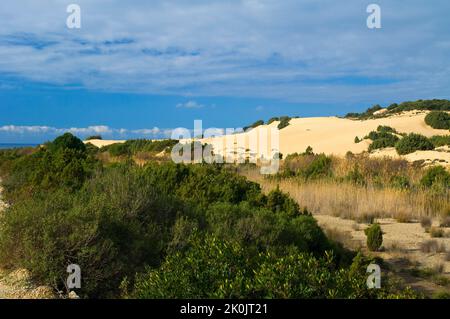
[0,124,166,139]
[0,1,449,104]
[176,101,204,109]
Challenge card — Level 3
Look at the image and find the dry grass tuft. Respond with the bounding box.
[420,240,446,254]
[430,227,445,238]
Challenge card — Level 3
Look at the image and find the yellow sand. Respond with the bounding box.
[83,139,125,148]
[198,110,450,165]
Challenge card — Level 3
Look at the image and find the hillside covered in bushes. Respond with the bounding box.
[0,134,417,299]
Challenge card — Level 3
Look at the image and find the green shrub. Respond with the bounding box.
[266,186,301,216]
[390,175,410,189]
[345,167,366,186]
[131,234,415,299]
[267,117,279,125]
[86,135,102,140]
[1,134,98,201]
[429,135,450,147]
[368,136,399,152]
[303,146,314,155]
[47,132,86,153]
[108,143,130,157]
[303,154,332,179]
[354,136,361,143]
[244,120,265,131]
[377,125,397,134]
[0,166,185,297]
[387,99,450,114]
[365,224,383,251]
[395,133,434,155]
[425,111,450,129]
[420,166,450,188]
[277,116,291,130]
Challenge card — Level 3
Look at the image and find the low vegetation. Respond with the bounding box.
[345,99,450,119]
[395,133,435,155]
[0,133,418,299]
[424,111,450,130]
[365,224,383,251]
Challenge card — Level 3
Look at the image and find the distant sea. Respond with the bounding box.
[0,143,39,150]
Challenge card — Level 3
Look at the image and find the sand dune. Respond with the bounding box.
[198,110,450,165]
[83,139,125,148]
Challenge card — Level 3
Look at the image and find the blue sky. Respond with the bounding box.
[0,0,449,143]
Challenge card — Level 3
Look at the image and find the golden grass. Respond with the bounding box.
[241,168,450,220]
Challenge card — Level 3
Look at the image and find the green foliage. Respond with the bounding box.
[103,139,179,157]
[265,186,301,216]
[131,234,414,299]
[395,133,434,155]
[365,224,383,251]
[0,133,419,299]
[420,166,450,188]
[425,111,450,129]
[304,146,314,155]
[345,167,366,186]
[267,117,279,125]
[345,105,382,119]
[86,135,102,140]
[303,154,332,179]
[368,132,400,152]
[0,167,186,297]
[429,135,450,147]
[346,99,450,119]
[48,132,86,153]
[387,99,450,114]
[390,175,410,189]
[1,133,98,201]
[244,120,265,131]
[354,136,361,143]
[377,125,397,134]
[277,116,292,130]
[107,143,131,157]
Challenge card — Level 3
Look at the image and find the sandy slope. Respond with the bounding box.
[83,139,125,148]
[198,110,450,165]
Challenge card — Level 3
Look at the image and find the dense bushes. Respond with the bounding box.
[131,234,414,299]
[420,166,450,188]
[1,133,99,202]
[0,133,421,299]
[346,99,450,119]
[365,126,400,152]
[345,105,382,119]
[387,99,450,113]
[395,133,434,155]
[103,139,179,157]
[0,166,183,297]
[425,111,450,129]
[86,135,102,140]
[365,224,383,251]
[429,135,450,147]
[277,116,292,130]
[0,156,347,297]
[244,120,264,131]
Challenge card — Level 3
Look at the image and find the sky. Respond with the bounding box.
[0,0,449,143]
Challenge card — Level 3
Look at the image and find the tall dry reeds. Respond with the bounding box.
[240,160,450,221]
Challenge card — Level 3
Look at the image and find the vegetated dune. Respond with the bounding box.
[199,110,450,166]
[83,139,126,148]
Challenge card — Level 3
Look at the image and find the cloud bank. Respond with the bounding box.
[0,124,170,142]
[0,0,449,105]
